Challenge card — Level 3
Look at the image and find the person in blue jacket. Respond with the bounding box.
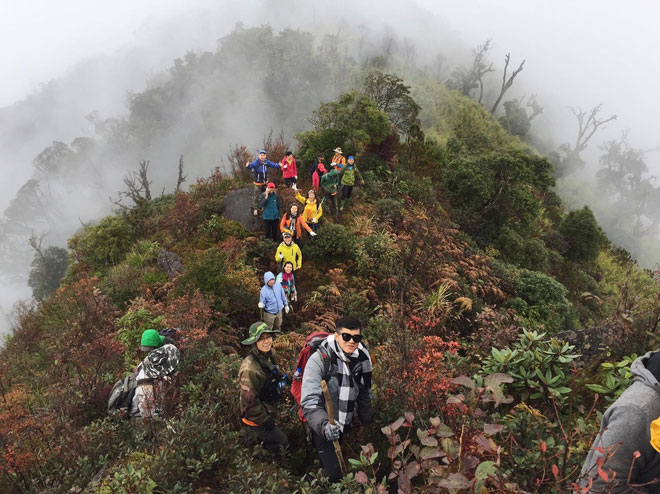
[246,150,281,216]
[258,271,289,331]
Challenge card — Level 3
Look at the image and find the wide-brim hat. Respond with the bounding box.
[241,321,280,345]
[333,147,343,154]
[142,344,180,378]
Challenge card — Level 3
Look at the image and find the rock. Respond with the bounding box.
[157,249,184,279]
[221,186,263,232]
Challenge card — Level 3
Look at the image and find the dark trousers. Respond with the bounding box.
[341,185,353,200]
[252,184,266,211]
[311,429,343,483]
[284,177,297,187]
[324,193,338,216]
[264,219,279,242]
[246,422,289,457]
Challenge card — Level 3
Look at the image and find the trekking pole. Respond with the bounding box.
[321,380,347,477]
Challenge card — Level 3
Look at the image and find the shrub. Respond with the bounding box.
[28,245,69,301]
[302,223,356,261]
[515,269,571,331]
[68,216,136,271]
[373,198,404,229]
[496,228,549,271]
[116,304,164,369]
[355,232,398,278]
[197,214,247,242]
[559,206,604,265]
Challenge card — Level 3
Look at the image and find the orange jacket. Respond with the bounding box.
[280,214,312,239]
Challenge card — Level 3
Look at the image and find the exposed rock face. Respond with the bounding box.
[221,187,263,233]
[157,249,184,279]
[557,323,624,366]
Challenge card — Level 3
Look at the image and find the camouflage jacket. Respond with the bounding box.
[238,347,279,425]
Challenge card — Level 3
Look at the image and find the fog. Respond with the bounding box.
[1,0,659,334]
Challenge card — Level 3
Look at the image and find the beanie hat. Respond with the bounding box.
[348,155,355,160]
[141,329,165,350]
[259,149,267,154]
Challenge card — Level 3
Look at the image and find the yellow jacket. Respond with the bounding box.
[275,241,302,270]
[296,192,322,224]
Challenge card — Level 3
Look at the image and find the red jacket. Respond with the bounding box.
[312,163,327,191]
[280,156,298,179]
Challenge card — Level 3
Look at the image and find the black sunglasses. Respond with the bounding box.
[339,332,363,343]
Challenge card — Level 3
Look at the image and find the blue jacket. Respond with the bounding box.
[247,158,280,184]
[259,271,288,314]
[258,191,283,221]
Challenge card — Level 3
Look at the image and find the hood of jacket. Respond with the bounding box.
[264,271,275,284]
[632,350,660,391]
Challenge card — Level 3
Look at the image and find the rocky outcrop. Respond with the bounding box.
[221,187,263,232]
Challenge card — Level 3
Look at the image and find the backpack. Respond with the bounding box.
[290,331,334,421]
[248,353,287,403]
[107,365,151,414]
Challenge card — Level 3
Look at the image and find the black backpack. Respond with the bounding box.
[248,354,286,402]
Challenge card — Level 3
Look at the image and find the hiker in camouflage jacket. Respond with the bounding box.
[238,322,289,457]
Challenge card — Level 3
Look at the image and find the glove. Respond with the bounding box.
[312,218,318,223]
[279,253,284,260]
[258,302,265,309]
[294,176,297,179]
[263,417,276,431]
[309,231,317,237]
[285,305,290,314]
[323,422,342,441]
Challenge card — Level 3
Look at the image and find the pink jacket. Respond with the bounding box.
[281,156,298,179]
[312,163,327,191]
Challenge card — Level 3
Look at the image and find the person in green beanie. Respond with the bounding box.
[339,155,364,212]
[238,322,289,458]
[131,329,180,418]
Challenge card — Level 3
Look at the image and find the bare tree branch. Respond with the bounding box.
[176,155,187,192]
[490,53,525,114]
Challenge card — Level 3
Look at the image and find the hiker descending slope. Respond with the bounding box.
[312,155,327,193]
[339,155,364,212]
[330,147,346,170]
[296,189,323,235]
[258,182,284,242]
[131,329,180,418]
[300,316,373,483]
[238,321,289,459]
[275,230,302,271]
[276,261,297,303]
[258,271,289,331]
[280,151,298,190]
[280,203,316,240]
[320,166,341,217]
[246,150,281,216]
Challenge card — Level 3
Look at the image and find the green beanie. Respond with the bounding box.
[141,329,165,349]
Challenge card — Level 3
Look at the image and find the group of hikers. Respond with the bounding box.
[107,146,660,491]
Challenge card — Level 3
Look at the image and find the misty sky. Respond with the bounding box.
[1,0,660,332]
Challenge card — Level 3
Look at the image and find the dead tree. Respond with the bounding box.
[176,155,187,192]
[490,53,525,114]
[449,40,495,103]
[111,160,152,209]
[571,105,617,156]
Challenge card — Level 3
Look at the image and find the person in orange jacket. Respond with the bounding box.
[280,203,317,240]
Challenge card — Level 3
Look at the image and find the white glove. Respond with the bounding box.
[324,422,342,441]
[295,176,297,179]
[279,253,284,260]
[285,305,290,314]
[258,302,264,309]
[310,231,317,237]
[312,218,318,223]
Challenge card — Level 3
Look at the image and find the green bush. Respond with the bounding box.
[516,269,571,331]
[559,206,604,265]
[198,214,247,242]
[303,223,356,261]
[373,198,404,228]
[496,228,549,271]
[68,215,136,271]
[355,232,398,277]
[117,306,164,369]
[28,245,69,301]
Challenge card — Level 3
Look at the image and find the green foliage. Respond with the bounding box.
[496,228,549,271]
[68,215,136,271]
[483,328,580,405]
[442,150,554,245]
[197,214,247,242]
[372,198,404,228]
[498,99,532,137]
[28,245,69,300]
[117,305,164,369]
[363,70,420,134]
[296,91,390,165]
[559,206,604,265]
[585,354,637,404]
[355,232,398,278]
[303,223,356,261]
